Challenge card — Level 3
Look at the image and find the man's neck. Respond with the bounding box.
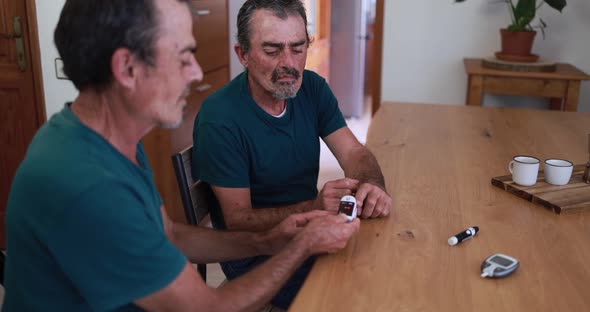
[71,89,153,165]
[247,75,286,116]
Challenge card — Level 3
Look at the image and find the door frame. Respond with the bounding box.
[371,0,383,116]
[25,0,46,124]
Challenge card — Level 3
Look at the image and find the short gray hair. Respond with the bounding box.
[236,0,310,54]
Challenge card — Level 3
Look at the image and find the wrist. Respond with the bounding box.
[252,230,273,255]
[361,180,386,192]
[289,232,313,257]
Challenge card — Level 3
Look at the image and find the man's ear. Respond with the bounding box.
[234,43,249,68]
[111,48,138,89]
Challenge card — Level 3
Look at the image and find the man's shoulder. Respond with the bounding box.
[202,72,245,109]
[16,121,140,202]
[302,69,326,86]
[298,70,330,99]
[198,72,250,125]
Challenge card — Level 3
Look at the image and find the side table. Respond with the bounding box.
[463,58,590,111]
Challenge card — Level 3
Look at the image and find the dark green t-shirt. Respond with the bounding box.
[192,70,346,228]
[4,105,186,311]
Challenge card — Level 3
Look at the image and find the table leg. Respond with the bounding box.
[466,75,483,106]
[564,80,581,112]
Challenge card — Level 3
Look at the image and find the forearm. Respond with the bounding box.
[344,147,385,189]
[170,223,270,263]
[225,199,316,232]
[212,236,311,312]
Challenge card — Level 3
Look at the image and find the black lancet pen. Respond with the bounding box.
[448,226,479,246]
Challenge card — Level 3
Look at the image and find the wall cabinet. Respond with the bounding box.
[142,0,229,222]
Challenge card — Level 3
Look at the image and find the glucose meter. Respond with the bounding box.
[480,253,520,278]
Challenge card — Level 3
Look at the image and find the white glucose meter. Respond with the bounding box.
[338,195,357,222]
[480,253,520,278]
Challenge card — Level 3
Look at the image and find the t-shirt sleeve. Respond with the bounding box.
[315,74,346,138]
[193,120,250,188]
[47,182,187,311]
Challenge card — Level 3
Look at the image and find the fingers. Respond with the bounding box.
[323,178,359,192]
[356,183,392,219]
[292,210,331,227]
[302,214,361,254]
[331,213,352,224]
[318,178,360,212]
[324,217,361,254]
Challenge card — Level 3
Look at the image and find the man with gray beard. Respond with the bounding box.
[192,0,392,309]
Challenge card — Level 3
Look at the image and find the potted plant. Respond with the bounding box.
[456,0,567,60]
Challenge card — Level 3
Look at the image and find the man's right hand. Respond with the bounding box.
[314,178,359,212]
[294,214,360,255]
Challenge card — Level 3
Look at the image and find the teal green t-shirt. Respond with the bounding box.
[192,70,346,228]
[3,105,186,311]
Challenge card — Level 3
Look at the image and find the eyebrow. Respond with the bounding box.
[180,44,197,55]
[262,40,307,49]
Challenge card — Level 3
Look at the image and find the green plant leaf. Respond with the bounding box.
[513,0,536,30]
[544,0,567,12]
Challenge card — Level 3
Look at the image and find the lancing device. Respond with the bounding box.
[448,226,479,246]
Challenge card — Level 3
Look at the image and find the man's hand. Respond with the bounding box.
[314,178,359,212]
[295,214,360,255]
[355,182,392,219]
[261,210,332,255]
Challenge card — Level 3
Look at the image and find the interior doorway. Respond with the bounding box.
[0,0,45,248]
[304,0,383,117]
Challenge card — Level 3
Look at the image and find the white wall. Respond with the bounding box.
[37,0,589,116]
[229,0,246,78]
[381,0,590,112]
[35,0,78,118]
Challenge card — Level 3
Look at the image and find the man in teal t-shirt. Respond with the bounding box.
[5,104,186,311]
[192,0,393,309]
[3,1,360,311]
[193,69,345,228]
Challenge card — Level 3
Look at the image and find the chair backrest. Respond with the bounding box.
[171,146,215,226]
[171,146,216,281]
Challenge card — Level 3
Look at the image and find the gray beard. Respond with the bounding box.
[159,120,182,129]
[272,82,298,99]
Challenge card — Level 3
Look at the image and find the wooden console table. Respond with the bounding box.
[464,58,590,111]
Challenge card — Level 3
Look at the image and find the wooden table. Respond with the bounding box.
[290,103,590,312]
[464,58,590,112]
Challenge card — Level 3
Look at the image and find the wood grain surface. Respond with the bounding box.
[492,165,589,214]
[289,102,590,312]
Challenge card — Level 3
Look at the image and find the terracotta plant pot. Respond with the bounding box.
[500,29,536,56]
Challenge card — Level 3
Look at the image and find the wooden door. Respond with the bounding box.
[0,0,45,247]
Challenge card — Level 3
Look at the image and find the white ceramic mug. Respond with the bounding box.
[509,156,540,186]
[544,159,574,186]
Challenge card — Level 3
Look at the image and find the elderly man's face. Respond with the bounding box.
[134,0,203,129]
[242,9,308,100]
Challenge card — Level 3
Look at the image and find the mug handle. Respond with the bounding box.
[509,160,515,174]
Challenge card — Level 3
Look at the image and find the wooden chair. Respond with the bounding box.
[171,146,217,281]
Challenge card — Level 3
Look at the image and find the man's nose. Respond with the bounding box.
[278,50,297,69]
[189,55,204,83]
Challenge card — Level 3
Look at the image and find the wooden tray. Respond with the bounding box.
[482,57,557,72]
[491,164,589,214]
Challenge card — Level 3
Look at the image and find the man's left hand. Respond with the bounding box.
[355,183,392,219]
